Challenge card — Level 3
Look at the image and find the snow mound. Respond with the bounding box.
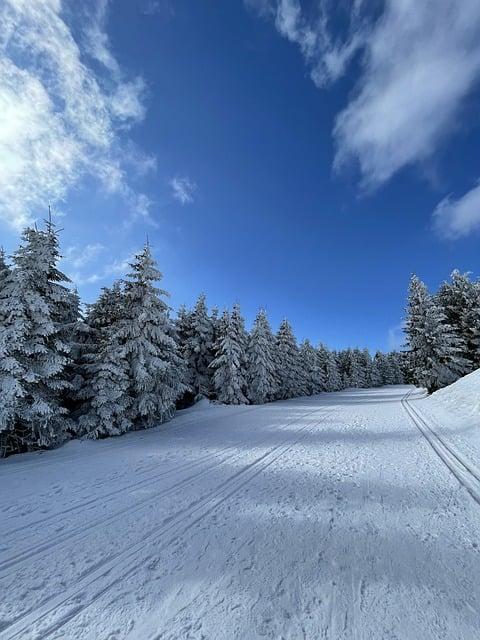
[426,368,480,417]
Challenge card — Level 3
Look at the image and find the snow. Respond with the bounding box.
[424,367,480,417]
[2,385,480,639]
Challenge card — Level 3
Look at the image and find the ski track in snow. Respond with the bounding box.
[1,386,480,639]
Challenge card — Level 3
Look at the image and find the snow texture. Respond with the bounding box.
[1,384,480,639]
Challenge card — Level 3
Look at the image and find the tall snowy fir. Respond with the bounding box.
[317,345,342,391]
[183,294,215,398]
[405,275,468,392]
[120,245,185,426]
[275,319,301,399]
[210,307,248,404]
[299,339,325,395]
[0,225,71,452]
[437,270,480,372]
[246,308,277,404]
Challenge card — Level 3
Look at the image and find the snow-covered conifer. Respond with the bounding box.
[77,283,132,437]
[210,307,248,404]
[0,225,71,451]
[120,245,185,426]
[275,319,301,399]
[299,339,325,395]
[437,270,480,372]
[184,294,215,397]
[405,275,468,392]
[246,308,277,404]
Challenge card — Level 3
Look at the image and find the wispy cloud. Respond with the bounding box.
[64,243,105,269]
[247,1,480,192]
[433,182,480,239]
[63,247,136,287]
[169,176,197,205]
[388,322,405,351]
[0,0,155,230]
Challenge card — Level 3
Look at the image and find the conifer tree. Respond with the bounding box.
[371,352,384,387]
[210,308,248,404]
[299,339,325,395]
[318,345,342,391]
[77,283,132,437]
[246,308,277,404]
[0,224,71,451]
[405,275,468,392]
[120,245,185,426]
[185,294,215,397]
[275,319,301,399]
[437,270,480,372]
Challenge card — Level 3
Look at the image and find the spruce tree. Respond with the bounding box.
[299,339,325,395]
[184,294,215,397]
[437,270,480,372]
[0,225,71,451]
[77,283,132,437]
[246,308,277,404]
[120,245,185,426]
[210,308,248,404]
[405,275,468,392]
[275,319,300,399]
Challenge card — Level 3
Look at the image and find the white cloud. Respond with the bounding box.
[64,242,105,269]
[64,248,135,286]
[0,0,154,230]
[170,176,196,205]
[388,322,405,351]
[433,182,480,239]
[334,1,480,189]
[247,1,480,190]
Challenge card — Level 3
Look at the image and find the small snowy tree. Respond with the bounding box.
[210,307,248,404]
[77,283,132,437]
[246,308,278,404]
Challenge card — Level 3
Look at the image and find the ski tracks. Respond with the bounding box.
[0,404,335,640]
[403,391,480,508]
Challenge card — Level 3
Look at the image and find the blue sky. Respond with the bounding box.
[2,0,480,352]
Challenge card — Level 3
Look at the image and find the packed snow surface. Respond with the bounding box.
[2,385,480,639]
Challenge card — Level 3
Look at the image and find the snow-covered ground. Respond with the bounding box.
[1,385,480,639]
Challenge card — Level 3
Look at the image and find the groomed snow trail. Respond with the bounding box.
[1,386,480,639]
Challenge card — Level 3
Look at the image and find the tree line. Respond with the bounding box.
[0,220,404,457]
[405,272,480,393]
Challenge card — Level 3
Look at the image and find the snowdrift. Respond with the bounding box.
[425,368,480,418]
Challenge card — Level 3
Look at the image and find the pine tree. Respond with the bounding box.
[246,308,278,404]
[0,225,71,451]
[371,352,384,387]
[275,319,301,399]
[174,304,196,407]
[405,275,468,392]
[77,283,132,437]
[318,345,342,391]
[349,348,367,387]
[183,294,215,398]
[437,270,480,372]
[210,307,248,404]
[299,339,325,395]
[120,245,185,426]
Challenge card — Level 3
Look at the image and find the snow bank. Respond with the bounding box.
[424,368,480,418]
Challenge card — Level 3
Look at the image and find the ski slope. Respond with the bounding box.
[1,385,480,639]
